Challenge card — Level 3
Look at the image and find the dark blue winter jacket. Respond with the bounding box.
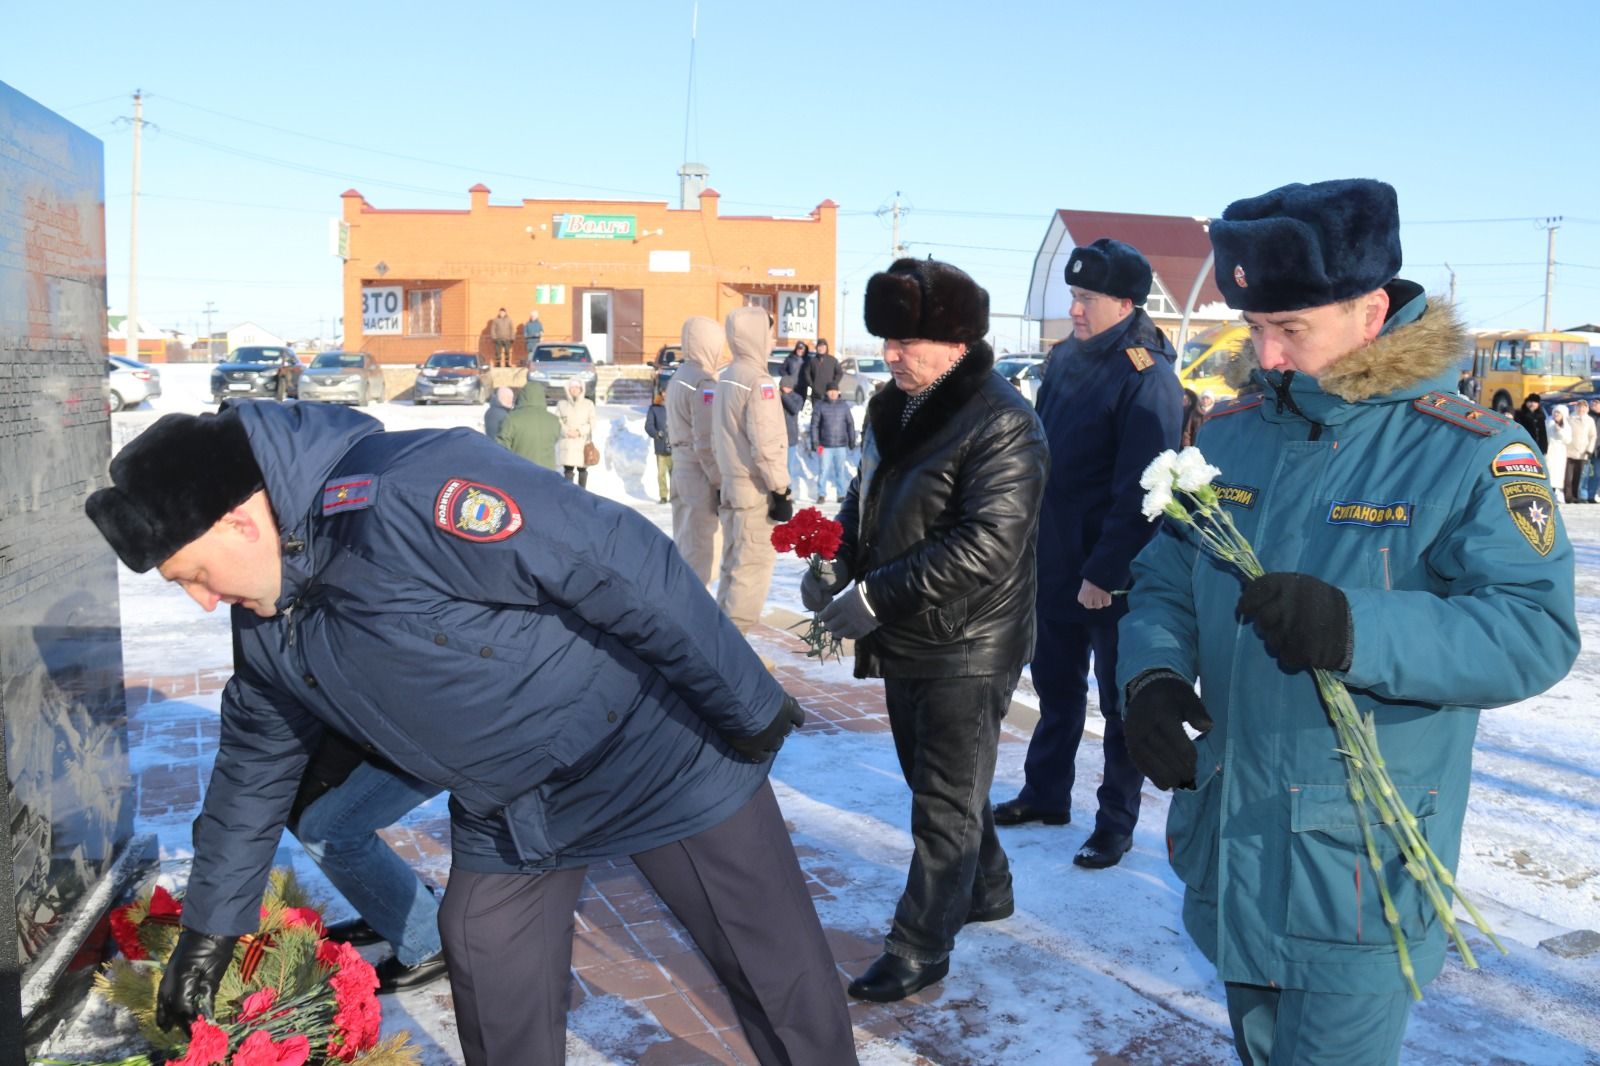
[810,397,857,449]
[1032,308,1182,625]
[182,400,781,936]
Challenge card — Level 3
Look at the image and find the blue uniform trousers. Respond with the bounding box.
[1225,982,1411,1065]
[1019,612,1144,835]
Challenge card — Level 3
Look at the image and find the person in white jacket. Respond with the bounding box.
[1546,405,1572,502]
[1564,400,1595,504]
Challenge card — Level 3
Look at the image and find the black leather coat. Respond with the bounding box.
[838,344,1049,679]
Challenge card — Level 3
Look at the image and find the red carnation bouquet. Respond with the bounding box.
[49,869,417,1066]
[771,507,847,661]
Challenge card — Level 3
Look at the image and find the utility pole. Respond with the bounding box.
[128,90,144,360]
[204,300,216,360]
[890,192,906,259]
[1444,262,1457,304]
[1539,217,1562,332]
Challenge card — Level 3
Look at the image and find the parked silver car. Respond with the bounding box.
[107,356,161,412]
[994,356,1046,406]
[837,355,891,404]
[414,350,492,405]
[527,342,597,402]
[298,350,386,406]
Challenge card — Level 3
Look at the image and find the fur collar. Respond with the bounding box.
[866,342,995,463]
[1222,296,1466,402]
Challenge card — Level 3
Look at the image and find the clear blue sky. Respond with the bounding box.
[6,0,1598,350]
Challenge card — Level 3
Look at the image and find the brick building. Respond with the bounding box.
[340,184,837,365]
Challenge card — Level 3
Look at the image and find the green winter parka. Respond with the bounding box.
[1118,289,1579,994]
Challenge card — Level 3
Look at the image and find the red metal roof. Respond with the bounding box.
[1055,209,1223,308]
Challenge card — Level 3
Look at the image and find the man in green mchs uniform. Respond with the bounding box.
[1117,178,1579,1065]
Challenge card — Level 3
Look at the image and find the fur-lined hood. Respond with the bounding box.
[1222,294,1466,403]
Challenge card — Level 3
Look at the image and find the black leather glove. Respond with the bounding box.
[1237,572,1353,672]
[800,559,851,612]
[1123,671,1214,791]
[724,695,805,762]
[818,583,879,640]
[156,929,239,1032]
[767,488,794,523]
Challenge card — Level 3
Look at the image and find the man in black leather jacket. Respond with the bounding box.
[803,258,1049,1002]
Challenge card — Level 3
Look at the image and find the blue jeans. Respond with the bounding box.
[292,761,444,965]
[817,447,852,501]
[787,445,815,499]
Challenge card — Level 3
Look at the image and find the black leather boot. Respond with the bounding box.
[847,952,949,1002]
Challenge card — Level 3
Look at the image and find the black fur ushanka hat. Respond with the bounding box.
[85,409,264,572]
[1064,238,1152,305]
[1210,178,1402,313]
[863,258,989,344]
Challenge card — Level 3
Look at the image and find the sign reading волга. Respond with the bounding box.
[362,286,402,334]
[779,290,819,341]
[555,213,636,240]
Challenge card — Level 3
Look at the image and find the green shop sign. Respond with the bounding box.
[555,213,637,240]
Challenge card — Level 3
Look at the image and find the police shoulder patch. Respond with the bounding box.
[1411,391,1510,436]
[1125,347,1154,372]
[434,478,523,542]
[1490,441,1546,479]
[1501,479,1556,556]
[322,473,377,515]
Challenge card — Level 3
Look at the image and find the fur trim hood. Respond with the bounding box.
[1222,293,1465,403]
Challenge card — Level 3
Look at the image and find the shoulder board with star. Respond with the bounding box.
[322,473,378,515]
[1411,391,1512,436]
[1206,395,1264,420]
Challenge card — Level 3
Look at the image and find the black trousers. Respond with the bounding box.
[882,671,1015,963]
[437,780,857,1066]
[1020,612,1144,835]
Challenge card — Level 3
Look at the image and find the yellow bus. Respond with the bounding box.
[1178,322,1248,399]
[1473,330,1592,413]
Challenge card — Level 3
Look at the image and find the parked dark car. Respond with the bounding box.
[528,342,597,402]
[654,344,682,370]
[210,346,304,403]
[298,350,387,406]
[1537,376,1600,409]
[413,350,492,405]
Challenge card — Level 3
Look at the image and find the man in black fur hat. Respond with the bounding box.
[992,237,1183,870]
[801,257,1049,1001]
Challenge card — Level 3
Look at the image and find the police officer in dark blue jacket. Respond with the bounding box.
[992,238,1183,868]
[85,400,858,1066]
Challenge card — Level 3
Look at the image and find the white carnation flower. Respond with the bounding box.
[1139,450,1179,493]
[1141,480,1175,521]
[1173,447,1222,493]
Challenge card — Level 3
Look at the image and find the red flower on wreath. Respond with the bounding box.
[321,940,381,1060]
[233,1029,311,1066]
[237,986,278,1024]
[108,884,183,961]
[170,1017,229,1066]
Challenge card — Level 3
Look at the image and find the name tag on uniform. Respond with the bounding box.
[1214,482,1257,508]
[1326,499,1412,527]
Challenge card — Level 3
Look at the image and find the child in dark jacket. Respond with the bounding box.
[645,392,672,503]
[810,385,857,503]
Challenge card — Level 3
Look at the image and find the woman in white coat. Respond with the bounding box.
[556,379,597,488]
[1546,404,1572,503]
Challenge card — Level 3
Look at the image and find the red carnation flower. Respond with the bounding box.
[237,986,278,1023]
[108,904,148,961]
[147,885,182,920]
[170,1017,229,1066]
[280,906,325,935]
[233,1029,310,1066]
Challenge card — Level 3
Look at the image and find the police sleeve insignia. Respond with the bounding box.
[1126,347,1154,372]
[434,478,524,542]
[1500,479,1556,556]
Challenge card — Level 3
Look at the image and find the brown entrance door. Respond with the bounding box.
[612,289,644,364]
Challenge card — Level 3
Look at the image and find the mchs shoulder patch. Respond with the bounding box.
[435,478,523,542]
[1491,442,1546,479]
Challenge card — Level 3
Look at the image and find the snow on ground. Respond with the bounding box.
[44,366,1600,1063]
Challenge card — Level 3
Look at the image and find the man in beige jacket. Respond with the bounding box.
[667,316,728,584]
[713,306,792,632]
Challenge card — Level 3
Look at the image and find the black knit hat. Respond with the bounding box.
[84,409,264,572]
[1064,238,1152,305]
[864,258,989,344]
[1210,178,1401,313]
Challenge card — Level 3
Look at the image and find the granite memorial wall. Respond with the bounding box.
[1,79,136,1055]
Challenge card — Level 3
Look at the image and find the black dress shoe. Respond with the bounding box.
[965,897,1015,925]
[993,797,1069,827]
[375,952,449,994]
[847,952,949,1002]
[1072,829,1133,869]
[322,917,384,947]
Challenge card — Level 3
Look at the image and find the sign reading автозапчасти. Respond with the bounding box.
[555,213,636,239]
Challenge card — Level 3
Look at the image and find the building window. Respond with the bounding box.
[407,290,441,336]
